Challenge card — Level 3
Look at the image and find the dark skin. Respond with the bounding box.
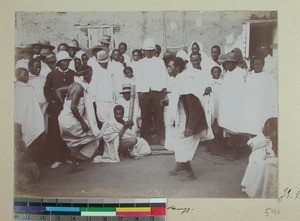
[191,43,200,54]
[114,109,137,153]
[17,70,29,83]
[58,45,68,52]
[224,61,238,72]
[114,109,134,137]
[132,51,140,62]
[190,54,202,70]
[211,68,221,79]
[166,60,193,137]
[74,59,82,72]
[257,46,269,58]
[119,44,127,55]
[56,72,93,132]
[143,49,155,59]
[32,45,42,55]
[101,42,109,48]
[253,59,264,73]
[211,47,220,62]
[112,50,120,62]
[68,47,77,58]
[57,59,71,72]
[46,61,56,70]
[99,61,108,69]
[82,54,89,66]
[119,55,126,67]
[122,92,131,101]
[124,69,133,78]
[28,61,41,76]
[190,54,212,95]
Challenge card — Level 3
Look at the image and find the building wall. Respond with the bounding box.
[15,11,272,57]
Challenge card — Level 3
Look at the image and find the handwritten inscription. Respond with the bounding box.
[278,187,300,203]
[167,205,193,214]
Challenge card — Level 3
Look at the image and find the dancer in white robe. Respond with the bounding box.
[165,57,211,180]
[58,66,102,172]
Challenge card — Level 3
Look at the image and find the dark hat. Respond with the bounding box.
[40,40,55,51]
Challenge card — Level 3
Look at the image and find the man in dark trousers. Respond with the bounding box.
[136,38,169,145]
[44,51,75,169]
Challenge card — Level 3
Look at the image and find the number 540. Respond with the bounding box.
[265,208,280,216]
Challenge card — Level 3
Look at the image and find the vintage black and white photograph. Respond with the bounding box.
[14,11,278,198]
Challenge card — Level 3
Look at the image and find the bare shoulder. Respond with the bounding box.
[69,83,84,96]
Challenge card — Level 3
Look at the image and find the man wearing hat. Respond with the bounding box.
[30,41,43,58]
[218,52,246,161]
[15,43,33,70]
[218,53,229,79]
[40,40,55,52]
[100,35,111,48]
[88,50,115,124]
[68,41,82,72]
[136,37,169,145]
[40,52,57,77]
[44,51,76,169]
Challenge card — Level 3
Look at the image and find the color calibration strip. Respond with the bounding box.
[14,198,166,221]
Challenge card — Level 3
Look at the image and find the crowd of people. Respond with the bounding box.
[14,34,278,197]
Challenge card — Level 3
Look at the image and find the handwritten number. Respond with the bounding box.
[265,208,280,216]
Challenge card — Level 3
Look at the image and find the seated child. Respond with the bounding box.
[241,117,278,198]
[93,105,151,163]
[209,66,224,155]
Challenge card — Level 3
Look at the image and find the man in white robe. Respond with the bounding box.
[14,68,45,148]
[28,58,48,129]
[165,57,210,180]
[218,52,246,161]
[108,49,125,102]
[239,54,278,136]
[256,43,278,82]
[88,50,115,123]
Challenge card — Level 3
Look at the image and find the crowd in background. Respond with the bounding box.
[14,34,278,198]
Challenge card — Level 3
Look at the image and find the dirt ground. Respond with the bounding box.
[15,143,251,199]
